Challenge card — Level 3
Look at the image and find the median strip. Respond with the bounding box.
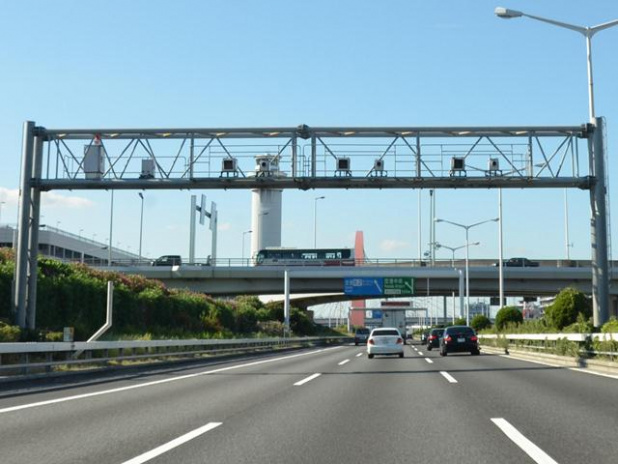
[491,418,558,464]
[121,422,222,464]
[294,373,321,386]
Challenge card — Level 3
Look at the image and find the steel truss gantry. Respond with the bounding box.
[13,121,610,329]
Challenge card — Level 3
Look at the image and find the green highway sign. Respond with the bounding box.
[383,277,414,296]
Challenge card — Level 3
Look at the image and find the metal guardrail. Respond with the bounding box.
[479,332,618,342]
[0,336,351,378]
[478,332,618,359]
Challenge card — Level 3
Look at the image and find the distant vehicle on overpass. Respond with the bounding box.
[255,248,355,266]
[494,257,540,267]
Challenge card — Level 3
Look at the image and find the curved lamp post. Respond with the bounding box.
[495,7,618,122]
[436,218,498,325]
[496,6,618,326]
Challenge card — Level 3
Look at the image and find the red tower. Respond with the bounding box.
[348,231,367,328]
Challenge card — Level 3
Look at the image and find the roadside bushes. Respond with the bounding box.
[495,306,523,330]
[544,287,592,330]
[0,253,319,339]
[0,322,20,342]
[470,314,491,331]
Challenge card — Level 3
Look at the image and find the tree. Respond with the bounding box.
[545,287,592,330]
[471,314,491,331]
[495,306,523,330]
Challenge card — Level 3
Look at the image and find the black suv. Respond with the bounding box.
[426,328,444,350]
[439,326,480,356]
[354,328,370,346]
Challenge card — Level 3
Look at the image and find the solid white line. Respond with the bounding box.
[569,367,618,380]
[356,353,364,358]
[491,418,558,464]
[440,371,458,383]
[121,422,222,464]
[294,373,321,386]
[499,354,618,381]
[425,358,434,364]
[0,346,343,414]
[338,359,350,366]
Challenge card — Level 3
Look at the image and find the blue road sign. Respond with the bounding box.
[344,277,384,296]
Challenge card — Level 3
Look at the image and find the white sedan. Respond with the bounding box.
[367,328,405,359]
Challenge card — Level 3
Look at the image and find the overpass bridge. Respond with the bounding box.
[112,265,618,310]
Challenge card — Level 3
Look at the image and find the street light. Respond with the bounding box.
[436,241,479,267]
[495,6,618,122]
[314,196,325,248]
[435,218,498,325]
[242,229,252,264]
[138,192,144,264]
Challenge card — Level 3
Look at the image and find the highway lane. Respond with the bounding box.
[0,343,616,463]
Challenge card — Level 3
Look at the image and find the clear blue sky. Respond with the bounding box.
[1,0,617,263]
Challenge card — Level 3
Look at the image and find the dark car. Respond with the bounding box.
[439,325,480,356]
[426,328,444,350]
[495,257,539,267]
[354,328,370,346]
[152,255,182,266]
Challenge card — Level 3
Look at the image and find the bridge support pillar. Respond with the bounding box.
[589,118,610,328]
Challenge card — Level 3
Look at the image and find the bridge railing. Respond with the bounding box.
[0,336,351,379]
[75,257,615,268]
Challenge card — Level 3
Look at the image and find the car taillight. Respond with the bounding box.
[470,335,478,342]
[396,338,403,344]
[444,335,452,343]
[428,335,435,341]
[368,339,375,345]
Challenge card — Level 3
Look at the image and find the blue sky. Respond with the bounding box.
[1,0,617,264]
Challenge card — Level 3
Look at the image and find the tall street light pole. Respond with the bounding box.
[496,6,618,326]
[496,7,618,122]
[436,218,498,325]
[108,191,114,267]
[138,193,144,264]
[242,229,252,264]
[314,196,325,248]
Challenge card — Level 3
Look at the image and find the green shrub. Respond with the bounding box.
[545,287,592,330]
[235,306,259,334]
[0,322,20,342]
[601,317,618,333]
[562,313,594,333]
[495,306,523,330]
[290,308,316,336]
[450,318,467,326]
[470,314,491,331]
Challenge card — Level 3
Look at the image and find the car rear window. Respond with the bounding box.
[446,327,474,336]
[431,329,444,336]
[372,329,400,336]
[356,329,370,334]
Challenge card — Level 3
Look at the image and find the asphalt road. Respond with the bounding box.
[1,343,617,464]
